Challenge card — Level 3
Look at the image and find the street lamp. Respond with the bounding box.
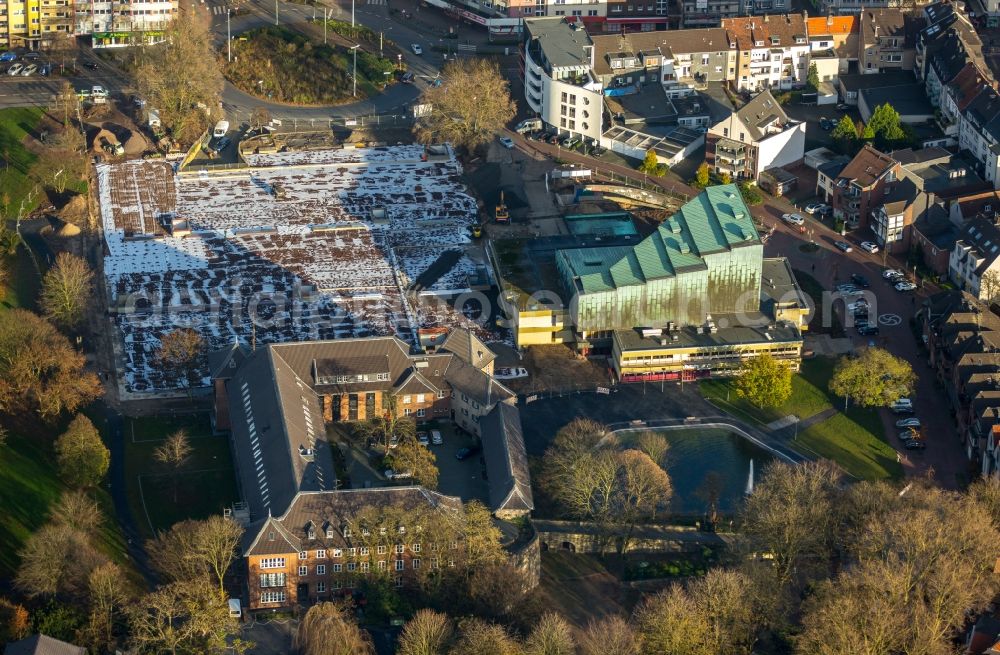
[258,79,264,95]
[227,8,232,62]
[352,0,355,27]
[350,44,360,97]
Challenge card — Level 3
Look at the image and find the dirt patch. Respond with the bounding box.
[54,195,87,228]
[505,344,612,394]
[538,551,640,628]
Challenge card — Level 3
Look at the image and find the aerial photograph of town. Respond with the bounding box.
[1,0,1000,651]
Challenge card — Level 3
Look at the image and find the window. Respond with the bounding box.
[403,395,411,404]
[360,547,370,556]
[317,549,326,559]
[333,564,342,572]
[347,562,357,572]
[317,565,326,575]
[395,576,403,588]
[413,558,421,569]
[375,372,389,381]
[260,558,286,569]
[343,527,351,538]
[348,548,357,557]
[404,408,411,416]
[432,558,440,569]
[396,560,405,571]
[299,551,307,560]
[378,560,387,570]
[259,573,286,587]
[396,544,405,554]
[299,566,308,576]
[267,532,275,541]
[412,543,421,553]
[701,55,709,65]
[378,545,387,555]
[436,390,445,399]
[260,591,286,604]
[361,562,370,572]
[416,409,426,418]
[317,582,326,593]
[333,580,342,589]
[333,549,343,558]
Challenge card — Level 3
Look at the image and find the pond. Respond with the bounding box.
[619,427,776,515]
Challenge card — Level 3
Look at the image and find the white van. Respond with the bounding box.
[515,118,542,134]
[213,120,229,139]
[227,598,242,618]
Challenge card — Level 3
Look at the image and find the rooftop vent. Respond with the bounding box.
[669,220,682,234]
[679,242,691,254]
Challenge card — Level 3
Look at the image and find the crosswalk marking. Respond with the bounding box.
[368,0,386,5]
[211,5,225,14]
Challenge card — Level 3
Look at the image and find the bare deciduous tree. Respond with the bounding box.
[980,269,1000,304]
[634,585,712,655]
[397,609,453,655]
[634,431,669,468]
[128,580,236,655]
[448,618,523,655]
[135,10,223,144]
[390,434,439,489]
[158,328,205,393]
[40,252,93,331]
[740,460,843,593]
[148,516,243,595]
[293,601,374,655]
[86,562,131,654]
[578,616,640,655]
[154,429,192,503]
[50,489,104,537]
[249,106,271,131]
[0,309,101,420]
[413,59,516,152]
[15,523,105,599]
[524,612,574,655]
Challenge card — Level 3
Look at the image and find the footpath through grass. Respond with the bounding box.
[124,414,239,539]
[700,357,901,480]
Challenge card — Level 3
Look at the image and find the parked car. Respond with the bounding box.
[898,428,921,441]
[851,274,870,288]
[410,43,423,55]
[860,241,879,254]
[23,51,40,60]
[417,432,430,446]
[895,280,918,292]
[819,118,834,130]
[431,430,443,445]
[38,63,50,76]
[834,240,853,253]
[904,439,926,450]
[547,133,561,144]
[896,417,921,428]
[215,136,231,151]
[498,136,514,149]
[847,299,869,311]
[883,268,904,280]
[0,52,16,62]
[804,202,829,215]
[836,283,857,293]
[7,63,22,76]
[836,103,849,111]
[782,213,805,226]
[83,60,98,70]
[858,324,880,336]
[19,64,35,76]
[591,145,607,156]
[455,445,481,461]
[494,367,529,380]
[384,469,413,480]
[890,398,914,414]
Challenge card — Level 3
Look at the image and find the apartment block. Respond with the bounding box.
[858,8,922,73]
[74,0,176,47]
[722,13,810,92]
[707,89,805,181]
[831,144,902,231]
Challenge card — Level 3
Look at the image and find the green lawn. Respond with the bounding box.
[700,357,835,425]
[124,415,239,539]
[701,356,901,481]
[793,409,902,480]
[0,107,45,215]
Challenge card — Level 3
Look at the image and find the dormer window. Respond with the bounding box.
[399,526,407,534]
[325,524,334,539]
[343,526,351,538]
[306,522,316,540]
[755,40,764,47]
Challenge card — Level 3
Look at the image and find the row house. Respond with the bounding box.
[949,217,1000,299]
[858,8,922,74]
[722,13,810,92]
[958,86,1000,189]
[706,89,805,181]
[680,0,745,28]
[831,144,902,231]
[815,0,932,17]
[806,15,857,85]
[922,290,1000,476]
[935,63,994,146]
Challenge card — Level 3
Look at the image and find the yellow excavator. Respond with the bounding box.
[495,191,509,224]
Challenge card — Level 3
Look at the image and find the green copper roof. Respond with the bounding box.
[557,184,759,295]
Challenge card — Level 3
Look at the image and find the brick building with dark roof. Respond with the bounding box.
[210,330,535,612]
[4,636,86,655]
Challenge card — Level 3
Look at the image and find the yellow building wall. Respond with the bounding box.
[613,342,803,378]
[514,309,568,346]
